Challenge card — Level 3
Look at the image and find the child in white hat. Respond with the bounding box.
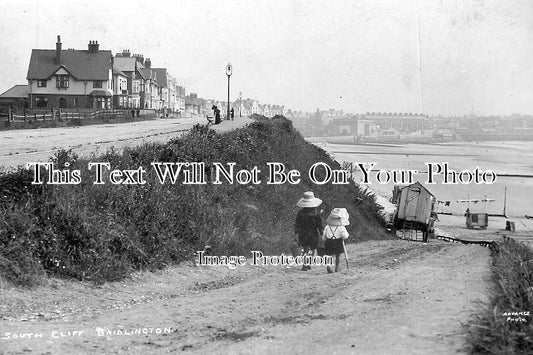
[322,208,349,273]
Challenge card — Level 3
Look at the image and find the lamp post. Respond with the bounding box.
[239,91,242,117]
[226,63,232,121]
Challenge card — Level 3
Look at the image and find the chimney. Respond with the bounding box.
[122,49,130,57]
[134,54,144,65]
[144,58,151,68]
[56,35,62,64]
[88,40,99,53]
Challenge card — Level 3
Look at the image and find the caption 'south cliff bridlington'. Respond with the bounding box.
[26,161,497,186]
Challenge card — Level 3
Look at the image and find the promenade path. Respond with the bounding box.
[0,116,249,169]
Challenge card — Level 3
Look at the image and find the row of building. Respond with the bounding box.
[0,35,286,117]
[293,109,533,139]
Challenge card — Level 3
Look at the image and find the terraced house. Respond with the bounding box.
[26,36,113,109]
[114,51,147,109]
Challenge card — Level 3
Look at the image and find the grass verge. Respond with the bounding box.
[465,237,533,354]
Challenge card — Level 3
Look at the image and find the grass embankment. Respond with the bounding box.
[466,237,533,354]
[0,115,387,286]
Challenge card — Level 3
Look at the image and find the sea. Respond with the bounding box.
[316,140,533,218]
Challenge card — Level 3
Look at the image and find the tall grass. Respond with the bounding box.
[0,115,387,286]
[465,237,533,354]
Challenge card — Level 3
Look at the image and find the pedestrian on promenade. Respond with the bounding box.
[213,105,221,124]
[321,208,350,273]
[294,191,323,271]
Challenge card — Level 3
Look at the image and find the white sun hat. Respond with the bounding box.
[326,207,350,226]
[296,191,322,208]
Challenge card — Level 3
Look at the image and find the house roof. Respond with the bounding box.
[112,65,126,77]
[140,68,156,82]
[136,66,147,80]
[113,56,138,73]
[0,85,28,98]
[152,68,167,87]
[27,49,112,80]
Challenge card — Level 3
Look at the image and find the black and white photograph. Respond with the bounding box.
[0,0,532,354]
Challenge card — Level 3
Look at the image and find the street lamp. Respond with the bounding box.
[226,63,232,121]
[239,91,242,117]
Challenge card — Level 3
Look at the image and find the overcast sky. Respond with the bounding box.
[0,0,532,116]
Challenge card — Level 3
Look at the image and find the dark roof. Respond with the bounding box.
[136,66,148,80]
[152,68,167,87]
[0,85,28,98]
[114,56,137,72]
[140,68,156,82]
[112,65,126,77]
[27,49,112,80]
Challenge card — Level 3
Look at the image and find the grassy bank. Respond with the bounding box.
[0,115,387,286]
[465,237,533,354]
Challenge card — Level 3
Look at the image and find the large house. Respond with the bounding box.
[26,36,113,109]
[114,51,147,109]
[140,58,159,109]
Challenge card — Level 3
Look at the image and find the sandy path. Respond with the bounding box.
[0,240,490,354]
[0,117,250,169]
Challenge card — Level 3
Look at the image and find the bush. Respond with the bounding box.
[0,115,387,285]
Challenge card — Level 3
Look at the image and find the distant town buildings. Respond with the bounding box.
[290,109,533,141]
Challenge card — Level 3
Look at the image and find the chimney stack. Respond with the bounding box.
[56,35,62,64]
[133,54,144,65]
[144,58,151,68]
[122,49,130,57]
[88,40,99,53]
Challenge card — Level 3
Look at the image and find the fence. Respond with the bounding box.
[2,108,138,125]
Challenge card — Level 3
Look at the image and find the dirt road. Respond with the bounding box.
[1,240,490,354]
[0,116,249,169]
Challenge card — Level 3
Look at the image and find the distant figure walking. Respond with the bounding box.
[321,208,350,273]
[294,191,323,271]
[213,105,221,124]
[230,108,235,120]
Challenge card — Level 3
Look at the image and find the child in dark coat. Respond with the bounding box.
[294,191,323,271]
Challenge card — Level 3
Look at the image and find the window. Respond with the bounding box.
[35,97,48,108]
[37,80,47,87]
[93,80,102,88]
[132,80,140,93]
[56,75,69,88]
[73,97,78,107]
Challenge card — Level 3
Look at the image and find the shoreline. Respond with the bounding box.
[315,141,533,248]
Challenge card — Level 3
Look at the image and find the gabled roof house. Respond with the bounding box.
[26,35,113,109]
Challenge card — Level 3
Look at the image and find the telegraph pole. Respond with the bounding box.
[226,63,232,121]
